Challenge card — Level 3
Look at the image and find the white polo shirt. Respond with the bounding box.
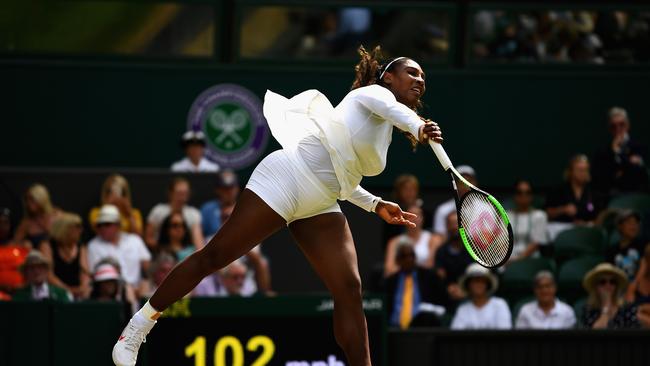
[88,233,152,286]
[515,299,576,329]
[451,297,512,330]
[171,157,220,173]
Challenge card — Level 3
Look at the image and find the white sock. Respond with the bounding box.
[133,301,162,327]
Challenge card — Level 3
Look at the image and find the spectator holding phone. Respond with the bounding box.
[89,174,143,236]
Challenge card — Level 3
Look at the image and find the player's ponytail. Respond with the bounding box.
[351,45,383,90]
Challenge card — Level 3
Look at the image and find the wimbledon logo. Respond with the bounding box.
[187,84,269,169]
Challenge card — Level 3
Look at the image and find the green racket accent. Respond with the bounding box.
[487,195,510,225]
[459,227,480,262]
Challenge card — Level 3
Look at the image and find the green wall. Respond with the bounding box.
[2,60,649,188]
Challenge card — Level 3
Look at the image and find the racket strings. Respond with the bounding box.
[459,192,510,267]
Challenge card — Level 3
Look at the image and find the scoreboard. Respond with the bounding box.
[145,295,386,366]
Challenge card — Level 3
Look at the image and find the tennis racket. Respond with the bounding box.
[429,141,513,268]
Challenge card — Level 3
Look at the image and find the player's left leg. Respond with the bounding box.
[289,212,371,366]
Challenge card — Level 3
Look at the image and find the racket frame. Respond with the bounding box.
[431,141,514,268]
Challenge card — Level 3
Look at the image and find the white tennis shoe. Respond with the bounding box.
[112,318,156,366]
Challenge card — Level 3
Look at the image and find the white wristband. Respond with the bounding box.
[371,197,382,213]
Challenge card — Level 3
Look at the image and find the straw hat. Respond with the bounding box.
[459,263,499,295]
[582,262,628,295]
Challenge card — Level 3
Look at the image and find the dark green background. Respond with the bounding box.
[3,60,648,188]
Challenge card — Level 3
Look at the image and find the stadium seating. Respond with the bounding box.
[552,227,606,265]
[608,193,650,212]
[499,257,556,306]
[557,255,604,304]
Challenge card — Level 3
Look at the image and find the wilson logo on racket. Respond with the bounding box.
[467,211,503,251]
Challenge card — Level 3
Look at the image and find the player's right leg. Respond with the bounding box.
[112,188,286,366]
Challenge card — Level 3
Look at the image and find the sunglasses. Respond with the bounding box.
[598,277,617,286]
[170,222,185,228]
[97,222,117,228]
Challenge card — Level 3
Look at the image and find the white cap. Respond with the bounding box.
[93,263,121,282]
[456,165,476,177]
[96,204,120,224]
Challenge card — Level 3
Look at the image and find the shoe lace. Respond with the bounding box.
[123,323,149,354]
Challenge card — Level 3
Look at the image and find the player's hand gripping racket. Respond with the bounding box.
[429,141,513,268]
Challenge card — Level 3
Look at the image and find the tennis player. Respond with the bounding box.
[113,46,443,366]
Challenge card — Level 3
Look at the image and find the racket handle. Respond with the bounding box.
[429,140,453,171]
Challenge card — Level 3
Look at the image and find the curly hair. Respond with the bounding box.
[351,45,421,150]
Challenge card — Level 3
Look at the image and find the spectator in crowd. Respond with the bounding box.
[13,183,61,248]
[145,177,204,250]
[432,165,476,240]
[12,251,71,302]
[90,258,138,316]
[385,243,448,329]
[451,263,511,329]
[144,252,177,298]
[435,211,473,303]
[581,262,639,329]
[88,205,151,295]
[38,212,91,300]
[383,174,431,246]
[384,204,438,277]
[545,154,605,237]
[89,174,143,236]
[156,212,194,261]
[171,130,220,173]
[515,270,576,329]
[0,208,29,294]
[200,170,240,239]
[592,107,648,195]
[626,245,650,305]
[193,246,271,297]
[506,180,549,261]
[194,260,253,297]
[606,210,648,280]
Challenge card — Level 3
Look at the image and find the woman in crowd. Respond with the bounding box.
[545,155,605,237]
[145,177,204,250]
[90,258,138,316]
[383,175,431,245]
[156,212,195,261]
[14,184,61,248]
[581,262,639,329]
[89,174,143,236]
[506,179,548,261]
[384,204,438,277]
[39,212,91,299]
[451,263,512,329]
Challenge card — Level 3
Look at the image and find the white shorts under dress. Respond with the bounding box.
[245,135,342,224]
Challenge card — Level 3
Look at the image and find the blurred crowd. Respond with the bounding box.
[242,7,449,61]
[1,106,648,331]
[0,131,271,319]
[375,105,649,330]
[473,10,650,64]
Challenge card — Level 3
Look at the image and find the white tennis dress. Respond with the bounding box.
[246,84,423,223]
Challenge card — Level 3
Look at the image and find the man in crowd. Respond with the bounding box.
[591,107,648,195]
[12,251,71,302]
[171,130,220,173]
[88,205,151,296]
[515,270,576,329]
[385,242,448,329]
[201,169,240,239]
